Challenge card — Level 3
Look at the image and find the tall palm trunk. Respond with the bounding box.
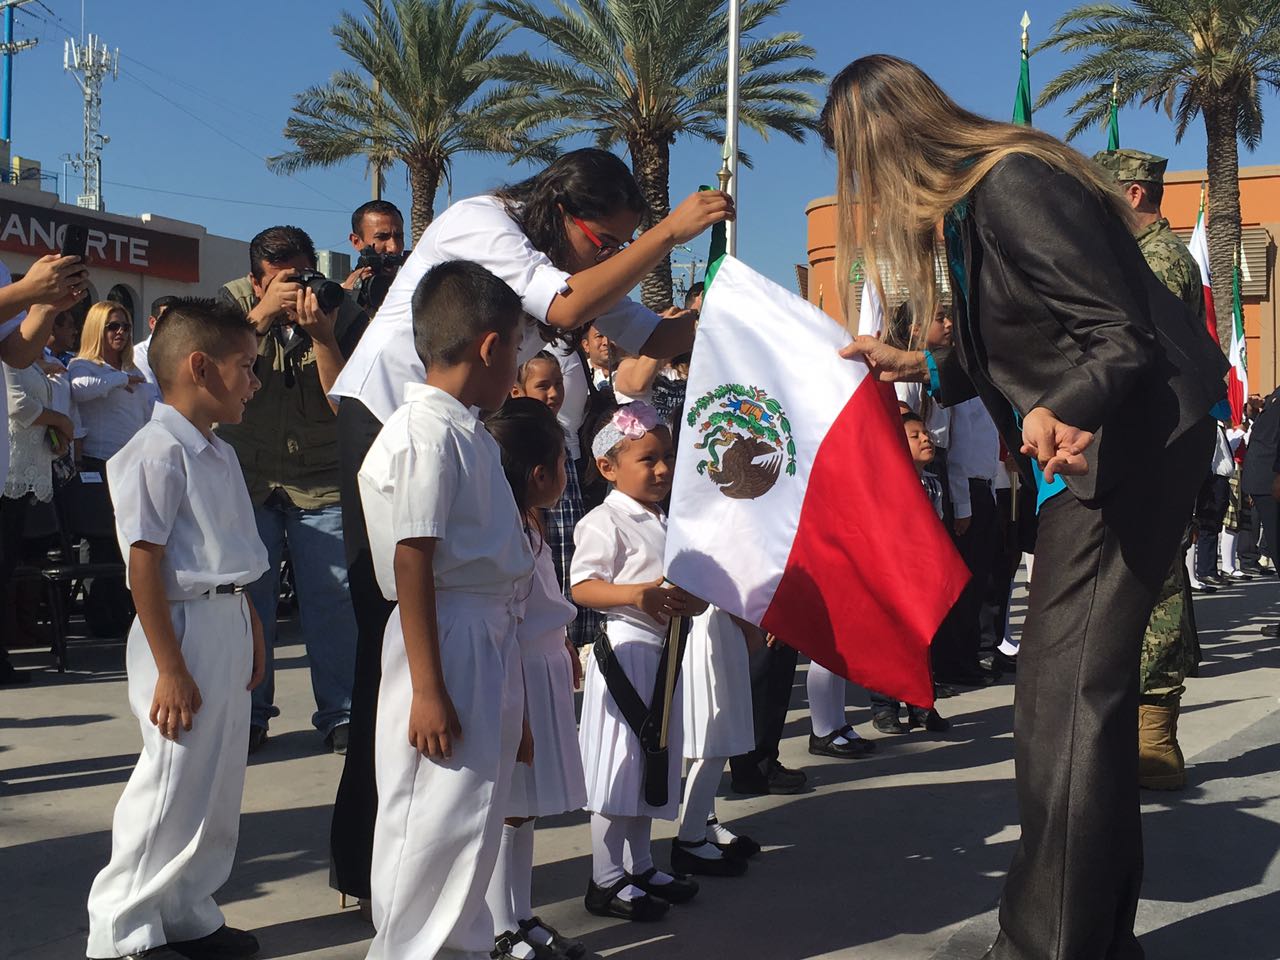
[630,135,674,311]
[1203,94,1240,353]
[408,157,442,245]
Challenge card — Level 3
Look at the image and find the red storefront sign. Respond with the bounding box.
[0,197,200,282]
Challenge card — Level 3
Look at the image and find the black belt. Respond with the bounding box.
[204,583,244,597]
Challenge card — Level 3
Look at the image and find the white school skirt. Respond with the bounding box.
[579,619,683,820]
[681,609,754,760]
[507,629,588,818]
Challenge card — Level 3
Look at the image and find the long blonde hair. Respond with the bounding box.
[76,301,137,370]
[821,54,1134,339]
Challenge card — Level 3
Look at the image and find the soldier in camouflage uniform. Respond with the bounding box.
[1093,148,1208,790]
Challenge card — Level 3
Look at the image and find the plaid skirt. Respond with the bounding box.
[1225,471,1249,533]
[544,455,604,647]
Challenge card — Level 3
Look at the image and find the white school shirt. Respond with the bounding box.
[358,382,534,602]
[132,335,157,390]
[570,489,668,637]
[946,397,1000,520]
[330,194,662,424]
[68,358,158,461]
[550,341,587,461]
[0,259,28,488]
[107,404,269,599]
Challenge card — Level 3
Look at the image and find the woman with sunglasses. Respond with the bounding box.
[328,147,732,907]
[69,302,157,635]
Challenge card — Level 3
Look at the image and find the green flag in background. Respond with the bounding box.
[1012,49,1032,125]
[1107,80,1120,150]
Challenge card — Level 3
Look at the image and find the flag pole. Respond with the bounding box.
[722,0,741,257]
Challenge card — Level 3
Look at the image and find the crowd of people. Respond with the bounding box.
[0,54,1266,960]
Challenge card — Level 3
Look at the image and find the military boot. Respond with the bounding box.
[1139,701,1186,790]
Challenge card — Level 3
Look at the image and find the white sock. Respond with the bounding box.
[706,816,739,846]
[1221,530,1238,572]
[830,726,862,745]
[807,661,847,738]
[591,814,643,901]
[623,815,673,883]
[1185,543,1202,587]
[485,823,522,941]
[677,758,725,856]
[511,820,536,924]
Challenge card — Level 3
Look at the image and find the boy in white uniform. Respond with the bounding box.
[358,260,535,959]
[87,299,268,960]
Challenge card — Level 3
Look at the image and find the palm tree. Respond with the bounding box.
[267,0,530,242]
[481,0,823,308]
[1036,0,1280,349]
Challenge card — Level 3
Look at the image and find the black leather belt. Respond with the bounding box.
[205,583,244,597]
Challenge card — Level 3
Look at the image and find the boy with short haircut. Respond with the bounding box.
[87,299,269,960]
[357,260,535,959]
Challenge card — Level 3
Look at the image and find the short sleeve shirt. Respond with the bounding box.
[357,382,534,601]
[331,195,661,423]
[570,489,668,636]
[107,404,269,599]
[0,259,28,489]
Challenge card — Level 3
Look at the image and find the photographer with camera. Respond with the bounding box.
[342,200,407,314]
[218,226,364,756]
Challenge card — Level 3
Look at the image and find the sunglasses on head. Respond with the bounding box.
[571,215,632,262]
[105,321,130,334]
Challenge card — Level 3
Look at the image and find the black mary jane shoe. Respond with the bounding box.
[808,725,876,759]
[671,839,748,877]
[706,817,761,859]
[628,866,699,904]
[584,877,669,922]
[492,928,558,960]
[519,917,586,960]
[170,925,260,959]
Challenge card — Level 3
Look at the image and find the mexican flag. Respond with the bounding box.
[1188,197,1219,343]
[664,257,969,707]
[1228,255,1248,425]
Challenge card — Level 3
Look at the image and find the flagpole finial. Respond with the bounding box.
[1021,11,1031,51]
[716,155,732,194]
[1112,74,1119,101]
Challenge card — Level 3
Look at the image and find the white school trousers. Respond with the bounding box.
[87,594,253,959]
[368,592,524,960]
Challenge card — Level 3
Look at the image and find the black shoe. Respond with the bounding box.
[909,708,951,733]
[628,866,699,904]
[935,667,996,688]
[584,877,669,921]
[1240,563,1266,576]
[247,726,269,755]
[1191,582,1218,595]
[1261,624,1280,639]
[492,928,559,960]
[518,917,585,960]
[933,683,959,700]
[90,948,188,960]
[1203,572,1228,585]
[671,839,748,877]
[872,712,909,735]
[992,650,1018,674]
[765,760,807,794]
[0,661,31,685]
[170,925,259,959]
[707,816,762,859]
[326,723,350,755]
[808,725,876,759]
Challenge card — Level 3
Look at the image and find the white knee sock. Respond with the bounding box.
[511,820,535,923]
[1221,530,1238,573]
[807,661,847,738]
[485,823,522,943]
[1185,542,1201,586]
[591,813,629,890]
[622,815,673,884]
[677,758,727,857]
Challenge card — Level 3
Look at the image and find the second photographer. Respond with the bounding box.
[343,199,407,314]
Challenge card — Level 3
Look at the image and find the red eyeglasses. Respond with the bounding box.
[571,215,632,262]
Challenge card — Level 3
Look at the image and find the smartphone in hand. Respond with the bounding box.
[61,224,89,261]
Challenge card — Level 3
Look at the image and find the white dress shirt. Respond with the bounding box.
[69,358,158,461]
[550,341,588,461]
[107,404,269,599]
[358,382,534,602]
[132,335,157,389]
[570,489,669,639]
[0,259,28,489]
[331,194,661,423]
[946,397,1000,520]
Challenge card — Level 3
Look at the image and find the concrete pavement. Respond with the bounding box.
[2,576,1278,960]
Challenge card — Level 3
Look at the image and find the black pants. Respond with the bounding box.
[1194,475,1230,578]
[729,640,800,782]
[933,478,998,675]
[329,398,396,899]
[989,419,1213,960]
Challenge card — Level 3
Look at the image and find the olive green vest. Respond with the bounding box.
[216,275,363,509]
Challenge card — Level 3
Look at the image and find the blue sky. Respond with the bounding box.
[6,0,1276,292]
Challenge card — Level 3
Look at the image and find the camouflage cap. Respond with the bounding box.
[1092,148,1168,184]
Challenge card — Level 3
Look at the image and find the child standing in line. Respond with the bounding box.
[87,299,268,960]
[868,411,951,734]
[672,608,762,877]
[357,261,535,959]
[513,350,602,649]
[571,402,707,922]
[483,397,589,960]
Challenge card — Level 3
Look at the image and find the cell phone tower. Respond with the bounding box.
[63,33,117,210]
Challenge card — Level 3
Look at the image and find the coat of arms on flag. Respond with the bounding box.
[665,256,970,708]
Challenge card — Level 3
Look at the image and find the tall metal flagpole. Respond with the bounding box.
[721,0,741,256]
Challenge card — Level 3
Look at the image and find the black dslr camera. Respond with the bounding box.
[354,244,408,312]
[292,269,346,313]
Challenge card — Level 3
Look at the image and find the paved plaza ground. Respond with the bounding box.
[3,576,1278,960]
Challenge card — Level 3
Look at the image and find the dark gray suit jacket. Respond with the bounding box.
[932,154,1227,501]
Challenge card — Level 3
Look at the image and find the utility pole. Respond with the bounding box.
[1,0,38,144]
[64,32,117,210]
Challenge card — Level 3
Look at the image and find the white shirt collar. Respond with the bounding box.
[151,403,212,456]
[605,488,664,520]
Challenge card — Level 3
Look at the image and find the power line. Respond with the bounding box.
[102,177,346,213]
[119,51,277,126]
